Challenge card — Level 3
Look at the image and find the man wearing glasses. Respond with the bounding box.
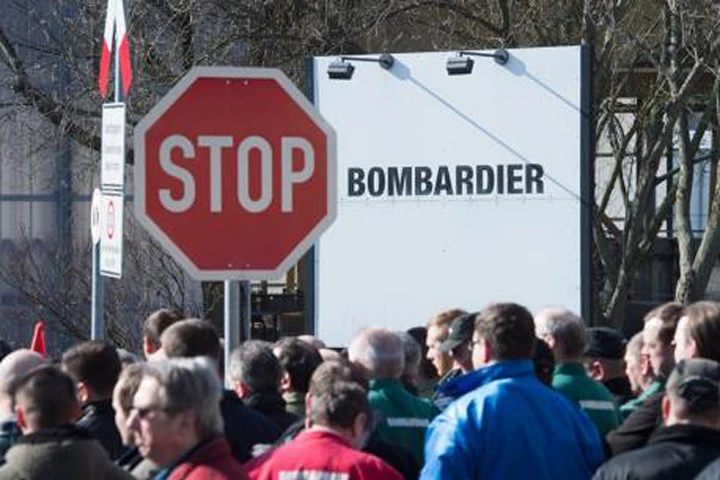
[421,303,604,480]
[127,357,247,480]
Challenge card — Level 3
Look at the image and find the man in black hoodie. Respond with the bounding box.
[227,341,298,433]
[0,365,132,480]
[593,358,720,480]
[61,341,126,460]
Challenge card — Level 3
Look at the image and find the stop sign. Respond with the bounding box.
[134,67,337,280]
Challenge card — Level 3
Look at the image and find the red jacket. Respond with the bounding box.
[245,429,402,480]
[167,436,248,480]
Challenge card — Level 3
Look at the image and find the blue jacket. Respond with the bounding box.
[421,360,604,480]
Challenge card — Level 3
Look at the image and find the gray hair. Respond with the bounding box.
[347,328,404,379]
[397,332,421,378]
[143,357,223,439]
[227,341,282,393]
[535,308,586,358]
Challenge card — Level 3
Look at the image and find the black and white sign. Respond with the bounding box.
[312,46,592,345]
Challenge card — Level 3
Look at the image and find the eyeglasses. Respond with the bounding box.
[130,405,168,420]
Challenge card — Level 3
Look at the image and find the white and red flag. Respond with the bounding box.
[99,0,132,99]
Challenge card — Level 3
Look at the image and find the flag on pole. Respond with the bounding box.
[99,0,133,98]
[30,320,46,356]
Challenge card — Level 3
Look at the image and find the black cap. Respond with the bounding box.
[439,313,475,353]
[668,358,720,409]
[584,327,625,360]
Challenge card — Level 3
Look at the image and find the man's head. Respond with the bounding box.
[426,309,466,377]
[674,301,720,364]
[227,340,282,399]
[534,307,585,363]
[661,358,720,429]
[306,361,372,449]
[583,327,627,382]
[438,313,475,374]
[473,303,536,369]
[113,363,145,447]
[534,338,555,386]
[127,357,223,468]
[296,335,326,350]
[159,318,221,364]
[397,332,422,387]
[0,349,45,418]
[143,308,183,360]
[641,302,683,379]
[625,332,654,395]
[14,366,79,434]
[347,328,404,380]
[273,337,323,394]
[61,341,121,403]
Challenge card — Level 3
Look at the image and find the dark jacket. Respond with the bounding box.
[163,436,248,480]
[0,420,21,465]
[0,425,133,480]
[695,456,720,479]
[604,377,634,406]
[606,391,663,456]
[593,424,720,480]
[221,389,281,462]
[431,368,463,410]
[77,398,126,460]
[244,391,299,433]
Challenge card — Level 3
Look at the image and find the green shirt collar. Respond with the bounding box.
[553,362,588,377]
[369,378,404,390]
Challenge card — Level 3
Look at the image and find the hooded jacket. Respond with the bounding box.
[421,360,604,480]
[593,424,720,480]
[0,425,133,480]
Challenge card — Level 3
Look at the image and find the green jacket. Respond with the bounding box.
[619,379,665,420]
[368,378,438,464]
[283,391,306,419]
[553,362,622,436]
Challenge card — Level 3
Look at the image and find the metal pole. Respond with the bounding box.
[91,5,123,341]
[90,243,104,340]
[240,280,252,341]
[224,280,240,388]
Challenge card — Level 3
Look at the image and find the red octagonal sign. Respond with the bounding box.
[134,67,337,280]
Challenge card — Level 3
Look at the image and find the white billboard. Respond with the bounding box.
[312,46,591,346]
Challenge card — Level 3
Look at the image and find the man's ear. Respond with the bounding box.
[351,412,368,448]
[587,360,604,381]
[640,355,653,377]
[77,381,91,404]
[143,336,155,358]
[544,335,556,350]
[15,405,26,431]
[280,372,292,393]
[661,393,672,425]
[304,393,313,428]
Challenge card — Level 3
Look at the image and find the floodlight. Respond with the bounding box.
[327,59,355,80]
[446,49,510,75]
[327,53,395,80]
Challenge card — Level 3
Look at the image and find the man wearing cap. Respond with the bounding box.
[422,303,604,480]
[584,327,634,405]
[593,358,720,480]
[432,313,475,410]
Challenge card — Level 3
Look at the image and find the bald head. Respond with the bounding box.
[0,349,45,417]
[347,328,404,379]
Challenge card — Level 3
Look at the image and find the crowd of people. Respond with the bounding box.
[0,301,719,479]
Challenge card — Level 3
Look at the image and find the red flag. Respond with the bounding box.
[30,321,46,356]
[98,0,133,98]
